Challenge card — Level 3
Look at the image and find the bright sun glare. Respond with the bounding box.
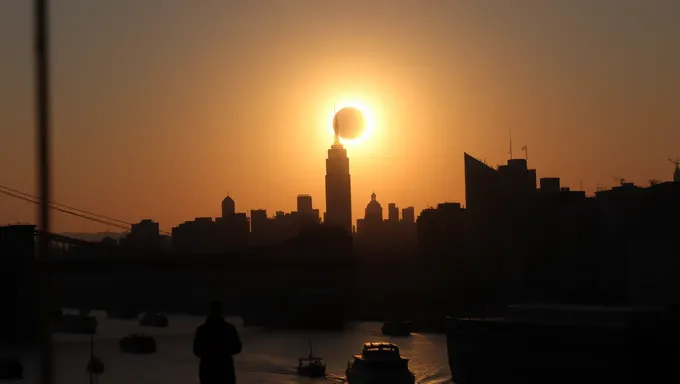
[329,101,375,146]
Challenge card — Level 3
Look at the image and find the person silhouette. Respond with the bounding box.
[193,301,242,384]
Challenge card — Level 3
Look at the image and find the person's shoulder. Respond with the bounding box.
[223,321,238,332]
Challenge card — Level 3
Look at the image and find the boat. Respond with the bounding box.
[381,320,413,336]
[119,334,157,354]
[53,313,98,334]
[447,304,679,384]
[345,341,415,384]
[139,312,169,327]
[296,340,326,377]
[0,359,23,380]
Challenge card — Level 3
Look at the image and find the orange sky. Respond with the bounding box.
[1,1,679,232]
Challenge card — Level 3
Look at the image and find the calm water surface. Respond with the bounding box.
[8,312,451,384]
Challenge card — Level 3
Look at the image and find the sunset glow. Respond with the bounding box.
[328,100,376,148]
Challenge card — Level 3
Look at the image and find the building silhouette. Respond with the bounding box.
[172,195,249,252]
[297,194,313,213]
[119,219,162,249]
[354,192,417,257]
[401,207,415,224]
[222,195,235,217]
[325,139,352,234]
[464,153,537,212]
[250,209,268,244]
[388,203,399,222]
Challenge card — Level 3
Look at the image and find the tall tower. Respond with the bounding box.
[222,195,235,217]
[325,128,352,234]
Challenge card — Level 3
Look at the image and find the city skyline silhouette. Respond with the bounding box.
[2,1,680,232]
[2,2,680,384]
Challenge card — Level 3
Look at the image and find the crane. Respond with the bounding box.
[670,158,680,167]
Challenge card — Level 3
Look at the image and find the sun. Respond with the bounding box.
[328,100,375,146]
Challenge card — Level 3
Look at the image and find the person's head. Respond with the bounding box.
[209,301,223,317]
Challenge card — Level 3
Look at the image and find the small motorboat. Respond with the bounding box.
[346,341,415,384]
[139,312,169,327]
[53,313,98,334]
[381,320,413,336]
[296,340,326,377]
[119,334,157,354]
[0,359,23,380]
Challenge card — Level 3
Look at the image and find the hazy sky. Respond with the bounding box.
[1,0,679,232]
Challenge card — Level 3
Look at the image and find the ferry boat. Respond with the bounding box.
[447,304,678,384]
[345,342,415,384]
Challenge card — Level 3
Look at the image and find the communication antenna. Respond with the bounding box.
[332,103,341,145]
[508,128,513,160]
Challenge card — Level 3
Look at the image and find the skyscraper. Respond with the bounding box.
[297,194,313,213]
[388,203,399,222]
[325,136,352,234]
[222,195,235,217]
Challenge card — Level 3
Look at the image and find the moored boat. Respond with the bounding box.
[296,340,326,377]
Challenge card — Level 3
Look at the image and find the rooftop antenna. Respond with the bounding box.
[521,144,528,162]
[613,177,626,186]
[509,128,513,160]
[332,103,341,146]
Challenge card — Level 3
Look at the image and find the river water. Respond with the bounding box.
[8,311,451,384]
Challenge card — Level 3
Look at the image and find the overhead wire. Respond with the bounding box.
[0,188,131,231]
[0,184,132,226]
[0,186,173,234]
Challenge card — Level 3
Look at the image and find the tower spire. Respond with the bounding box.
[332,103,341,146]
[509,128,513,160]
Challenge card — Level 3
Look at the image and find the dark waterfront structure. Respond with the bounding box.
[325,137,352,235]
[0,225,38,345]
